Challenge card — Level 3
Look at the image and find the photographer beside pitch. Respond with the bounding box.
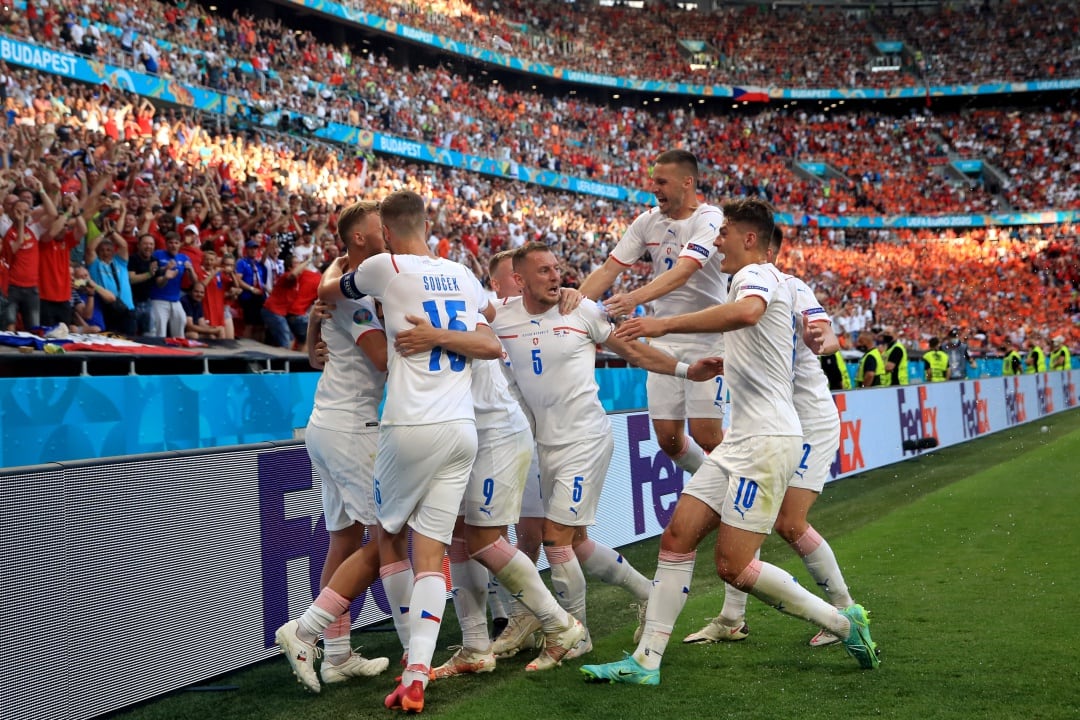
[581,199,879,686]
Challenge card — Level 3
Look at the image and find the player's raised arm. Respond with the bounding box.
[601,257,698,318]
[577,256,626,301]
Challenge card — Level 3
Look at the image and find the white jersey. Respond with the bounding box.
[723,262,801,442]
[351,253,489,426]
[610,203,727,349]
[472,356,531,438]
[492,296,612,446]
[783,273,840,427]
[308,295,386,433]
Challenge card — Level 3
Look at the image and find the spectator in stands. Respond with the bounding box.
[261,236,284,293]
[286,258,322,353]
[150,230,197,337]
[71,265,104,333]
[235,238,267,338]
[2,195,54,330]
[182,281,225,339]
[261,253,301,349]
[86,230,136,335]
[38,192,84,327]
[127,234,159,334]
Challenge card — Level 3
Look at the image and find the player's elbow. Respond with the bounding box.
[473,336,503,360]
[317,279,340,302]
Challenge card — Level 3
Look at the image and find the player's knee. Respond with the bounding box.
[714,554,743,585]
[657,434,683,458]
[659,524,696,555]
[773,513,807,544]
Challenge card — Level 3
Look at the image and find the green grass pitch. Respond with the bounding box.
[111,410,1080,720]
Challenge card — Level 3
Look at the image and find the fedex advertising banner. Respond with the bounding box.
[2,371,1076,720]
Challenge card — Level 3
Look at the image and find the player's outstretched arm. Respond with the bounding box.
[394,315,502,360]
[602,257,697,318]
[578,257,625,301]
[603,332,723,381]
[616,296,765,340]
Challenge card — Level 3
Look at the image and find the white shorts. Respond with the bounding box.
[518,445,544,519]
[683,435,802,534]
[374,421,477,544]
[306,421,379,531]
[788,417,841,493]
[463,427,534,527]
[645,340,726,421]
[536,433,614,527]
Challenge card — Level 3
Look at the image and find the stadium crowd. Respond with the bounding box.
[8,0,1076,217]
[1,67,1077,354]
[329,0,1078,89]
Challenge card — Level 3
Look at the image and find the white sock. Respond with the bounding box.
[323,633,352,664]
[792,526,855,608]
[718,548,757,624]
[449,540,492,652]
[737,559,849,638]
[633,549,695,671]
[380,561,414,655]
[296,586,351,642]
[477,540,574,634]
[547,544,588,627]
[671,435,706,474]
[402,572,448,688]
[576,538,651,602]
[488,571,511,620]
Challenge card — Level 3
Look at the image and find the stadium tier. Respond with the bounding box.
[0,0,1077,349]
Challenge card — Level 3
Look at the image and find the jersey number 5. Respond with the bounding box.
[422,299,467,372]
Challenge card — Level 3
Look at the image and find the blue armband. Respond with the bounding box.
[339,272,365,300]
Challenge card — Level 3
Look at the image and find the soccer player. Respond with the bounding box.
[317,190,503,713]
[416,249,569,675]
[491,242,723,663]
[484,250,549,656]
[396,283,585,677]
[579,149,727,476]
[581,199,878,687]
[683,226,862,648]
[273,200,391,694]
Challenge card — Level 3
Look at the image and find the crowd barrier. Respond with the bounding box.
[0,367,648,468]
[2,370,1076,719]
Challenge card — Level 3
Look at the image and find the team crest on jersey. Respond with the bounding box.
[353,307,374,325]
